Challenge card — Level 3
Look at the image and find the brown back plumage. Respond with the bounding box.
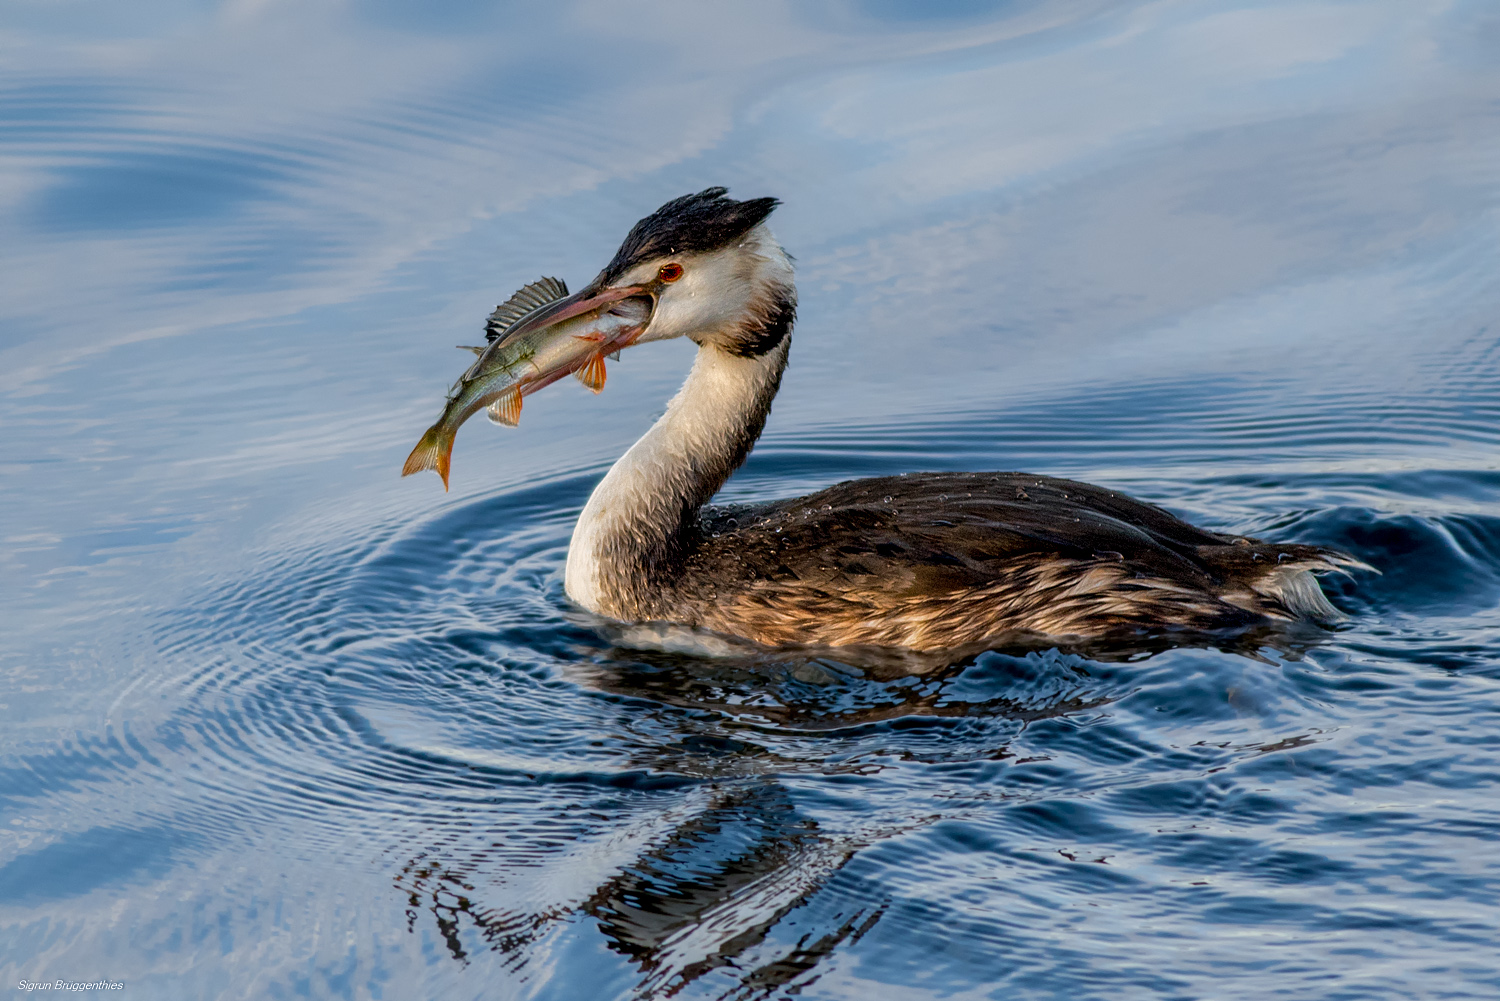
[639,472,1362,651]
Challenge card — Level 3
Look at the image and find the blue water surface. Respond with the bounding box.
[4,1,1500,998]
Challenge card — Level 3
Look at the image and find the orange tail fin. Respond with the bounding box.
[402,424,454,490]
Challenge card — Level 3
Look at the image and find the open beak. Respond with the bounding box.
[460,279,654,403]
[491,282,650,350]
[470,279,655,416]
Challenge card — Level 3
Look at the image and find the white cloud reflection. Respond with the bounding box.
[2,0,1474,385]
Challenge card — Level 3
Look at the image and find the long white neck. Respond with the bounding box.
[565,336,789,619]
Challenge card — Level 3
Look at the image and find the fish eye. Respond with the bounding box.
[657,263,684,283]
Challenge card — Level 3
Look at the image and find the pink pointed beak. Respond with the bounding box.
[490,283,650,350]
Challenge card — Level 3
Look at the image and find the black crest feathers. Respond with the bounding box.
[601,187,780,283]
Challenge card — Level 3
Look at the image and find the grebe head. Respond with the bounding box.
[492,188,793,364]
[557,190,797,617]
[590,187,788,352]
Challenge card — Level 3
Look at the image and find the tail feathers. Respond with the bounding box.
[402,425,453,491]
[1259,568,1346,624]
[1200,543,1375,626]
[1280,546,1377,577]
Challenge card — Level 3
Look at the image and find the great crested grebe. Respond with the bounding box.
[407,187,1365,652]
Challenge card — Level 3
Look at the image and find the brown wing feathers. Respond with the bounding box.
[657,472,1353,650]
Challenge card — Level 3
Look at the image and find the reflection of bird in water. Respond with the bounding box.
[391,651,1103,986]
[396,783,889,995]
[416,188,1367,651]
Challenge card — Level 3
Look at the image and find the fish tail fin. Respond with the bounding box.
[402,424,454,491]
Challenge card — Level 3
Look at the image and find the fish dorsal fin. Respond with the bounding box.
[484,277,569,342]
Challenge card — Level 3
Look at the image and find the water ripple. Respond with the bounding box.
[7,1,1500,996]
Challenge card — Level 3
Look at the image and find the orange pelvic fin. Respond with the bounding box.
[402,424,454,491]
[487,389,522,427]
[574,352,607,394]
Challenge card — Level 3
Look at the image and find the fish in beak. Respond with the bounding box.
[402,277,652,489]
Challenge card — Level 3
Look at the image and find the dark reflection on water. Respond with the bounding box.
[376,617,1117,995]
[381,640,1118,994]
[395,781,888,996]
[6,0,1500,998]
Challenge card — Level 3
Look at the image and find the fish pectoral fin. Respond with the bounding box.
[487,390,522,427]
[574,353,607,393]
[457,345,485,356]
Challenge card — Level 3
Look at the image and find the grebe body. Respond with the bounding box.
[410,188,1363,652]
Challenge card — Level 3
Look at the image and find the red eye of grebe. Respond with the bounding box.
[657,263,684,282]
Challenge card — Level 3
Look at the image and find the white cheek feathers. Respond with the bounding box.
[637,225,792,348]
